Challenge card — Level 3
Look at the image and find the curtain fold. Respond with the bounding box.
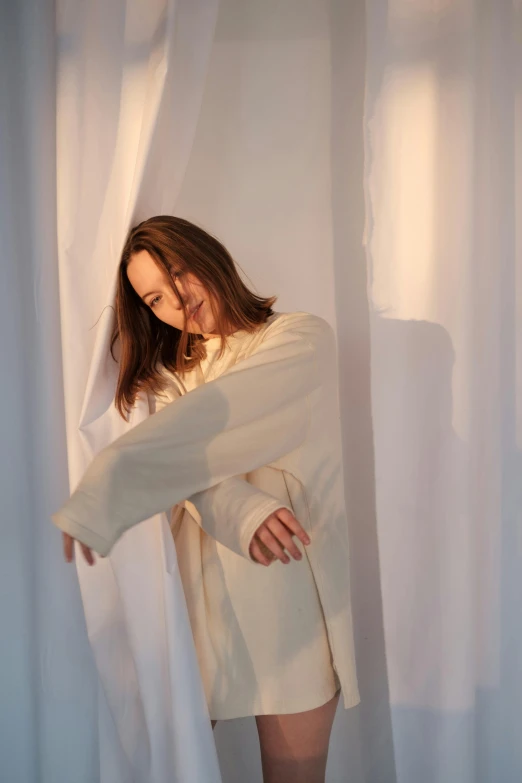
[55,1,222,780]
[1,2,100,782]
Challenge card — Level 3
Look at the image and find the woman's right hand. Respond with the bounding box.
[62,532,96,566]
[249,507,311,566]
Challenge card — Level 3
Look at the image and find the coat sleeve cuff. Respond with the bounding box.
[51,508,113,557]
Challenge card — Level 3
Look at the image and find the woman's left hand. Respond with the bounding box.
[62,532,96,566]
[249,507,311,566]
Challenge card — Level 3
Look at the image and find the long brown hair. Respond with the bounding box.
[110,215,277,419]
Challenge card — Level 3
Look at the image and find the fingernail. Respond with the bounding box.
[304,537,310,544]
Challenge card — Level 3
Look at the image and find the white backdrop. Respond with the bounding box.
[2,0,521,782]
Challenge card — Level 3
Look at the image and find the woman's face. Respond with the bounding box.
[126,249,218,338]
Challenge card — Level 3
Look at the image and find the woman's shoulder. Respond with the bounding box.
[264,310,335,341]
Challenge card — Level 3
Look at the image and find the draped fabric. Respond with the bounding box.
[3,1,522,782]
[1,3,101,782]
[363,1,522,781]
[55,2,223,781]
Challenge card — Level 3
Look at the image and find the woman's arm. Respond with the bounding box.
[51,314,332,556]
[181,476,296,562]
[149,384,299,563]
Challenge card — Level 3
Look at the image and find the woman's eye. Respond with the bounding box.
[150,295,161,308]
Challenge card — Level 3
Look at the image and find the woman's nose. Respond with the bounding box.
[173,292,187,311]
[171,278,189,310]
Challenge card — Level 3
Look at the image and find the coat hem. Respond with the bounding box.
[208,680,348,721]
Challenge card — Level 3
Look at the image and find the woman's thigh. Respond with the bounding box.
[254,689,341,783]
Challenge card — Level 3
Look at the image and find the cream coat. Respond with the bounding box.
[52,310,360,710]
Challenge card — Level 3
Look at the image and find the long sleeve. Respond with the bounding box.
[51,315,330,556]
[180,476,294,562]
[149,383,294,564]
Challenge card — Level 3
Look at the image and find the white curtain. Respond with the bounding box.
[2,1,222,781]
[56,1,222,781]
[2,1,521,782]
[362,1,522,782]
[1,2,100,781]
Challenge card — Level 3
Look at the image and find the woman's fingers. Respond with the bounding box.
[249,509,312,567]
[80,543,95,566]
[273,508,311,547]
[249,538,274,567]
[256,525,290,564]
[63,532,74,562]
[62,532,95,566]
[265,516,302,560]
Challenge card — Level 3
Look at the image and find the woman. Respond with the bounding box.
[53,215,359,783]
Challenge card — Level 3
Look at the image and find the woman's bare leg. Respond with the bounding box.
[255,689,341,783]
